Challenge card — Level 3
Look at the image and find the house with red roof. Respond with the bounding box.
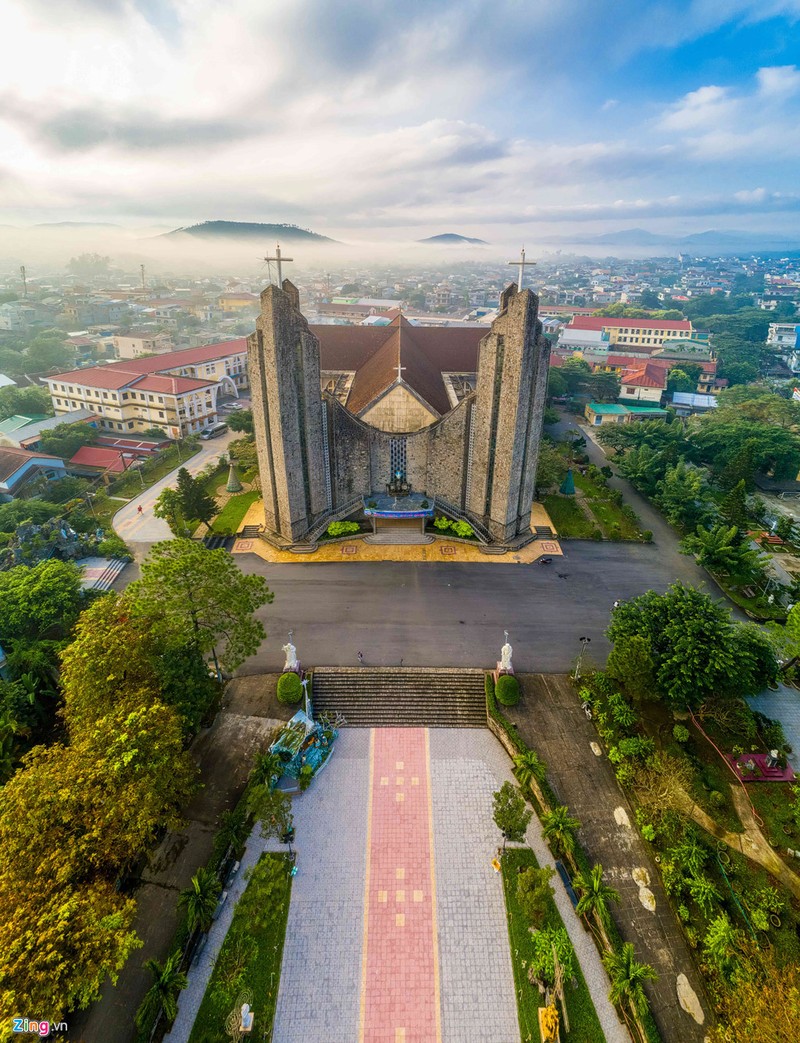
[560,315,695,352]
[618,362,667,404]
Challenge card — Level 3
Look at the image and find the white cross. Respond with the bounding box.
[507,246,536,291]
[395,361,406,382]
[261,242,294,285]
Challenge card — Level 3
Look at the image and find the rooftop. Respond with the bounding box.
[569,316,693,331]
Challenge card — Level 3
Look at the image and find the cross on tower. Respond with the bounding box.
[395,361,406,382]
[261,242,294,285]
[507,246,536,291]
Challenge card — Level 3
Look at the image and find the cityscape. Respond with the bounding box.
[2,3,800,1043]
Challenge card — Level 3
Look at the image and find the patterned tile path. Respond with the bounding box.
[360,728,441,1042]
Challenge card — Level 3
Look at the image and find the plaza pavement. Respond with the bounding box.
[166,728,627,1043]
[748,682,800,770]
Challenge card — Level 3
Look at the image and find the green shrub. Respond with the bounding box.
[327,520,360,537]
[434,515,452,531]
[496,674,520,706]
[600,466,613,479]
[642,530,653,542]
[485,672,495,699]
[277,672,303,704]
[591,528,603,540]
[452,520,474,539]
[615,763,636,788]
[673,724,690,743]
[97,534,132,559]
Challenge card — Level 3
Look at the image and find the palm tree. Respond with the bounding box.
[251,750,283,788]
[680,523,766,581]
[541,806,581,868]
[603,942,657,1043]
[179,868,222,935]
[135,950,188,1031]
[572,863,620,950]
[513,750,547,807]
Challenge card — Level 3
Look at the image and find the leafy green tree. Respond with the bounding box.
[720,479,749,529]
[135,951,188,1031]
[535,442,568,490]
[702,914,742,981]
[559,357,592,394]
[67,253,112,279]
[225,409,254,433]
[688,872,722,917]
[573,863,620,948]
[547,369,568,399]
[0,384,53,422]
[606,634,657,704]
[492,781,532,850]
[128,539,273,672]
[516,864,555,927]
[0,559,83,641]
[667,366,701,393]
[529,925,575,988]
[602,942,657,1043]
[680,524,767,581]
[175,467,218,531]
[179,868,222,935]
[153,487,189,536]
[616,444,667,495]
[653,459,713,529]
[587,371,621,402]
[248,784,293,842]
[25,334,75,372]
[608,583,777,709]
[718,440,758,491]
[719,361,759,386]
[39,421,97,459]
[541,805,581,866]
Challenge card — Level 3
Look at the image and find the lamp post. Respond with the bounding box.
[574,636,591,681]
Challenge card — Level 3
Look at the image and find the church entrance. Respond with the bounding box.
[366,516,432,545]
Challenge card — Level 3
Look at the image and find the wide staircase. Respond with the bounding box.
[364,525,433,545]
[311,667,487,727]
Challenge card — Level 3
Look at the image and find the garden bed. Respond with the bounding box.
[187,852,293,1043]
[542,494,595,538]
[501,848,606,1043]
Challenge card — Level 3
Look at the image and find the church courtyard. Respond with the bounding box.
[165,727,627,1043]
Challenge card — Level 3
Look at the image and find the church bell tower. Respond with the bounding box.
[248,280,328,541]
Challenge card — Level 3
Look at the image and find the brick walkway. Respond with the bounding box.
[360,729,441,1042]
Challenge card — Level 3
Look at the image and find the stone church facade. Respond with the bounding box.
[247,281,550,546]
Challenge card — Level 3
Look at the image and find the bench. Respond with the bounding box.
[554,860,580,910]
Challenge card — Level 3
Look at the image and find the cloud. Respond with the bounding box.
[757,65,800,98]
[659,85,738,132]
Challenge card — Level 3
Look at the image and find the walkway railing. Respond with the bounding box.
[435,497,492,544]
[304,495,364,544]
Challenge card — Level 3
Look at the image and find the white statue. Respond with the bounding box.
[500,637,513,672]
[282,641,298,672]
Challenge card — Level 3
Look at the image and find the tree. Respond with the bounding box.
[175,467,218,531]
[587,371,621,402]
[708,944,800,1042]
[39,421,97,459]
[606,634,656,704]
[720,479,749,529]
[0,384,53,422]
[179,868,222,935]
[128,540,273,672]
[667,367,700,394]
[25,334,75,372]
[225,409,254,434]
[492,782,532,850]
[680,524,767,582]
[541,805,581,866]
[153,487,189,536]
[547,369,568,399]
[687,872,721,917]
[67,253,112,279]
[0,559,83,641]
[603,942,657,1043]
[702,914,741,982]
[719,361,759,386]
[616,444,667,495]
[135,951,188,1031]
[559,357,592,394]
[607,583,775,709]
[534,442,567,490]
[529,925,575,989]
[653,460,713,530]
[248,784,293,842]
[572,863,620,949]
[516,864,555,927]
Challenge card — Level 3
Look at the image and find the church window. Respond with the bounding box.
[390,437,407,477]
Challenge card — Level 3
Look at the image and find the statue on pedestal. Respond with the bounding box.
[499,630,513,673]
[282,640,298,672]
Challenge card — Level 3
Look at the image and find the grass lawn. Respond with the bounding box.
[542,494,595,539]
[109,441,202,497]
[572,473,642,540]
[187,852,292,1043]
[209,491,260,535]
[501,848,606,1043]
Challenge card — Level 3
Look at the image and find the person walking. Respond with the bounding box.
[137,505,143,515]
[357,651,364,665]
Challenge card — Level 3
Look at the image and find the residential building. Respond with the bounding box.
[767,323,800,350]
[44,338,249,438]
[560,316,695,352]
[618,363,667,403]
[0,445,67,500]
[671,392,719,416]
[218,292,260,312]
[114,330,174,358]
[584,402,668,426]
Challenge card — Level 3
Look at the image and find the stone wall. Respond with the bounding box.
[360,384,438,432]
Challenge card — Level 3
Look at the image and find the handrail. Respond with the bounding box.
[435,497,492,543]
[304,495,364,542]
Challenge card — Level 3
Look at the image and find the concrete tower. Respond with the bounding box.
[466,285,550,543]
[248,280,328,541]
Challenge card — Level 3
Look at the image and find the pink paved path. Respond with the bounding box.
[360,729,441,1043]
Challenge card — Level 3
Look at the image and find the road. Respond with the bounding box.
[234,539,719,674]
[113,428,239,548]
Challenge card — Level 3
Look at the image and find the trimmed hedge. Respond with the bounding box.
[496,674,520,706]
[277,671,303,704]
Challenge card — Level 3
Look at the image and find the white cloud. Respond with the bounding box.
[757,65,800,98]
[659,85,738,132]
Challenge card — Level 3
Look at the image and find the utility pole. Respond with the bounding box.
[19,265,27,298]
[140,264,146,292]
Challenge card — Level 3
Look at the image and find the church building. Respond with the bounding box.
[247,280,551,547]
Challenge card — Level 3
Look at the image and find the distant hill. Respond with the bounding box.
[418,233,489,246]
[161,221,339,243]
[543,227,800,254]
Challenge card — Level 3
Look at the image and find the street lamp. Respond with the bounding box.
[574,636,591,681]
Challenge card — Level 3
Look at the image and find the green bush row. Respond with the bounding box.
[433,515,474,538]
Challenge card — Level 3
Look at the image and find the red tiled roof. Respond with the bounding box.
[606,354,716,373]
[568,316,692,331]
[620,363,667,389]
[45,365,214,395]
[69,446,132,472]
[135,373,213,394]
[49,339,248,384]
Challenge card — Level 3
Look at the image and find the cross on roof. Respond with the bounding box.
[261,242,294,285]
[507,246,536,291]
[395,361,406,382]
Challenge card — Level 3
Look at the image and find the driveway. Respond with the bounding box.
[113,429,238,553]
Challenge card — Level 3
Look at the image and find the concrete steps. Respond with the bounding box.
[311,667,487,728]
[364,528,433,545]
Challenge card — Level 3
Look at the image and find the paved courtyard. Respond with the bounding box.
[748,683,800,770]
[168,728,626,1043]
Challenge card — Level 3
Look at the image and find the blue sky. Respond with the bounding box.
[1,0,799,244]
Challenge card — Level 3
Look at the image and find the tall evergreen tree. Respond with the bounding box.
[720,479,749,531]
[176,467,218,532]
